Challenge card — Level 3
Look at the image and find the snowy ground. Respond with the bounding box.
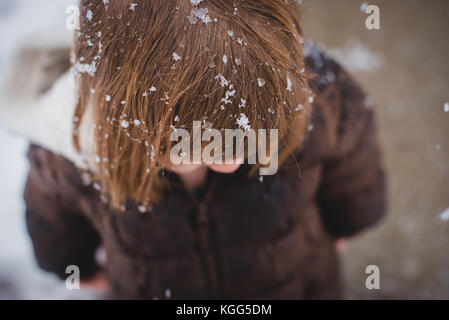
[303,0,449,299]
[0,0,96,299]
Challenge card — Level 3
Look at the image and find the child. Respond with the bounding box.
[18,0,386,299]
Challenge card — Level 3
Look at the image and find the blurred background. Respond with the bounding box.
[0,0,448,299]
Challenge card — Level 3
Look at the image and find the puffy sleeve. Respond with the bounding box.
[315,64,387,238]
[301,45,387,238]
[24,145,101,279]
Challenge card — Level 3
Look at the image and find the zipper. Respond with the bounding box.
[169,170,224,298]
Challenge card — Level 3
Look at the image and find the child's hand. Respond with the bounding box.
[80,271,109,293]
[335,239,347,251]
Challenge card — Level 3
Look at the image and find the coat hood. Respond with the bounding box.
[0,28,86,168]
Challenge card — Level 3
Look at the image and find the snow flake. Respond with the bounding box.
[173,52,182,61]
[105,95,111,102]
[121,120,130,128]
[93,182,102,192]
[130,3,138,11]
[444,102,449,112]
[143,87,157,97]
[257,78,266,87]
[286,76,292,91]
[222,55,228,65]
[74,61,97,77]
[308,95,315,103]
[235,58,241,66]
[86,10,93,21]
[134,120,141,126]
[188,7,212,24]
[81,172,93,186]
[295,104,304,111]
[227,30,234,37]
[190,0,204,5]
[236,113,250,131]
[215,74,229,87]
[221,89,236,105]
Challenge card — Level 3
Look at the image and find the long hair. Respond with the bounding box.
[73,0,313,209]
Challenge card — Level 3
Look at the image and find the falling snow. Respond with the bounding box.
[440,207,449,221]
[165,288,172,299]
[360,2,368,11]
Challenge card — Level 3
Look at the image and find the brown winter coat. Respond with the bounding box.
[23,45,386,299]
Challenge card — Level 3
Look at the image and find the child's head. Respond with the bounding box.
[73,0,312,208]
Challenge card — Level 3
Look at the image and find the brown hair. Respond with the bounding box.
[73,0,312,209]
